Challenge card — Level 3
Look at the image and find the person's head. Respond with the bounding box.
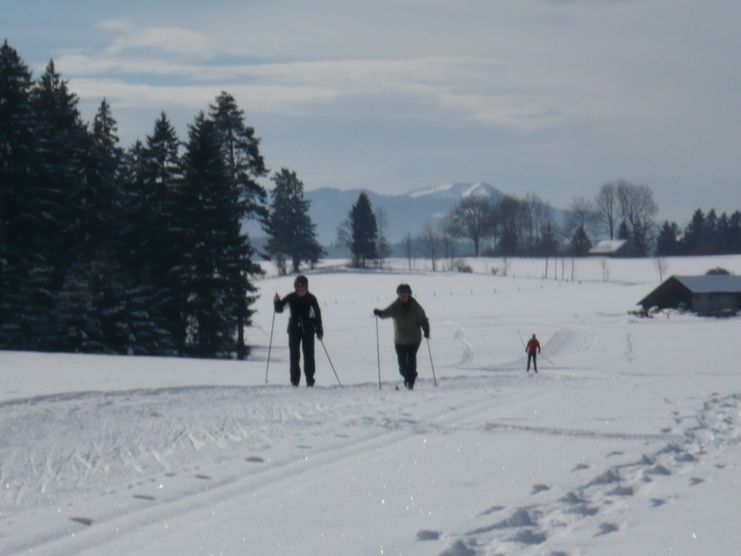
[532,333,537,339]
[294,275,309,295]
[396,283,412,302]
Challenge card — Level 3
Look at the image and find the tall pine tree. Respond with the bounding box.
[266,168,323,274]
[348,192,378,268]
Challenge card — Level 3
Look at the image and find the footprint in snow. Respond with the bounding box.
[439,540,476,556]
[650,498,666,507]
[133,494,156,501]
[531,484,550,494]
[296,444,312,449]
[606,451,623,458]
[334,433,350,438]
[416,529,441,541]
[70,517,94,527]
[689,477,704,486]
[595,522,619,536]
[571,463,590,472]
[245,456,265,463]
[509,528,547,545]
[194,474,211,480]
[478,505,505,516]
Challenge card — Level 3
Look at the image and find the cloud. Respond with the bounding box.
[57,48,558,130]
[98,21,217,58]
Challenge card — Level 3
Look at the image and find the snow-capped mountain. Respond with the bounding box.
[304,182,507,245]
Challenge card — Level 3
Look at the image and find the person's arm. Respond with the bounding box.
[311,296,323,338]
[274,293,290,313]
[373,301,396,319]
[417,302,430,339]
[538,341,541,353]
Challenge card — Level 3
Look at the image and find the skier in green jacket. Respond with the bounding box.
[373,283,430,390]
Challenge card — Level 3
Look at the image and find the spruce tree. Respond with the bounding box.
[209,93,266,359]
[349,192,378,268]
[266,168,323,274]
[569,224,591,257]
[0,41,37,347]
[655,221,680,256]
[180,113,257,358]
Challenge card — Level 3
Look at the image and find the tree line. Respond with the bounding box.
[336,179,738,271]
[0,40,322,357]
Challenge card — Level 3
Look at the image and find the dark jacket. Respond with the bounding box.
[275,292,323,337]
[376,297,429,345]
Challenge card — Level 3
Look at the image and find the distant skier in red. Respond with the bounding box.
[526,334,541,373]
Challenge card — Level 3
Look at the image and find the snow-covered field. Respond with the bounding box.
[2,255,741,555]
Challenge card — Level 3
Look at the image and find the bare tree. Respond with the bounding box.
[595,182,618,240]
[616,180,658,255]
[404,232,415,271]
[600,257,610,282]
[446,196,496,257]
[566,197,596,238]
[497,197,526,256]
[653,256,669,282]
[420,223,439,271]
[522,193,553,255]
[439,217,457,271]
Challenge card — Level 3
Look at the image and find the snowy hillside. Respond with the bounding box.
[2,255,741,555]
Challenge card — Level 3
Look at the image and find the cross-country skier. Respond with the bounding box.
[274,275,323,387]
[373,284,430,390]
[526,333,541,373]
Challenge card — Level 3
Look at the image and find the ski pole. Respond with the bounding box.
[541,353,557,367]
[264,306,276,384]
[426,337,438,387]
[516,329,526,349]
[375,315,382,390]
[319,338,342,387]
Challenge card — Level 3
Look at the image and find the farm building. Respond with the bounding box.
[589,240,638,258]
[638,275,741,315]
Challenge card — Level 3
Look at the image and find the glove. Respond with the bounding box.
[424,331,430,339]
[317,332,324,341]
[373,309,381,316]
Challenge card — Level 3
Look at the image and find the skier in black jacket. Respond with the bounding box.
[273,275,323,387]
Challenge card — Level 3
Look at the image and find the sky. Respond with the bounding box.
[2,0,740,221]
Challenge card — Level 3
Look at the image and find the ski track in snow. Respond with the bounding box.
[0,379,549,555]
[435,392,741,555]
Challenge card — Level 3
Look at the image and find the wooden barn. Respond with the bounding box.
[638,275,741,315]
[588,239,638,258]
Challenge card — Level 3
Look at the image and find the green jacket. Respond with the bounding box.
[377,297,430,345]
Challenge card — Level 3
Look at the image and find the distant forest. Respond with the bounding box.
[1,40,739,357]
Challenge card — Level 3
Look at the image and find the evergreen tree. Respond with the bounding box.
[728,211,741,254]
[179,113,260,358]
[655,221,680,256]
[209,92,268,222]
[537,223,559,257]
[683,209,706,254]
[0,41,37,346]
[209,93,266,358]
[569,224,591,257]
[30,60,88,266]
[348,192,378,268]
[266,168,323,274]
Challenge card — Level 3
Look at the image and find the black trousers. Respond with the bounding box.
[395,342,421,385]
[527,352,538,372]
[289,330,315,385]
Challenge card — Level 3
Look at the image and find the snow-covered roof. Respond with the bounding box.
[673,275,741,294]
[588,240,627,255]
